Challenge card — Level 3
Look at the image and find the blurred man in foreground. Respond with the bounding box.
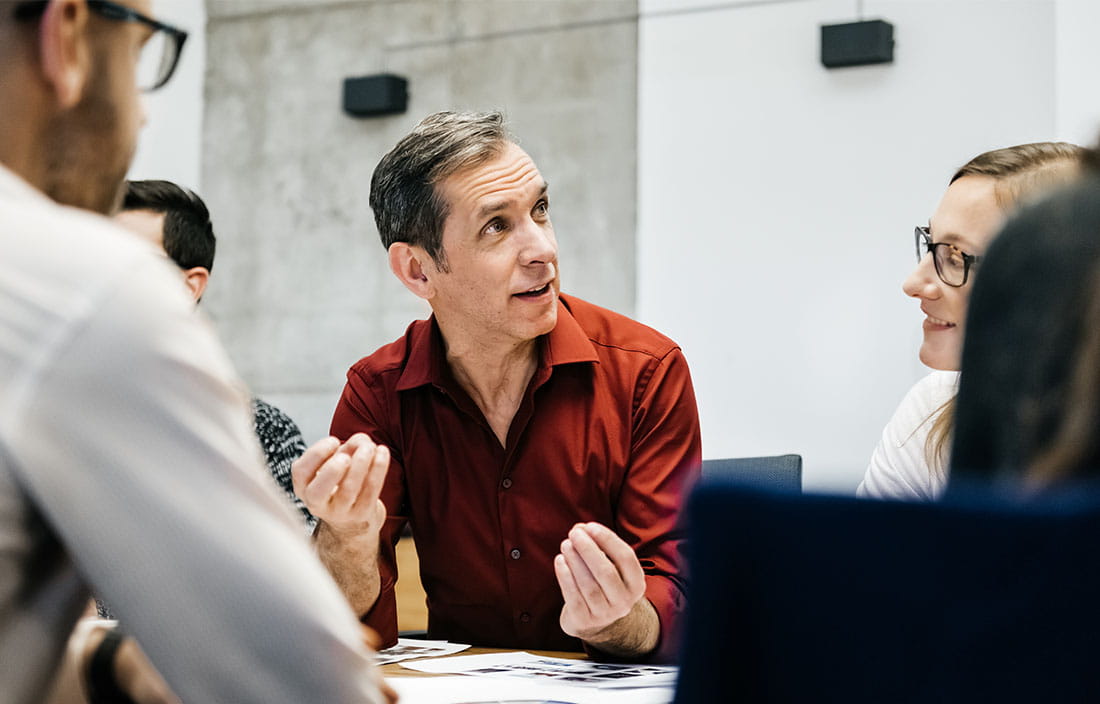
[0,2,385,701]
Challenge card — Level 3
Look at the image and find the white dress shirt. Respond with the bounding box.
[0,164,380,704]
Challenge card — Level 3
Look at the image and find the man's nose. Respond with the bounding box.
[520,221,557,264]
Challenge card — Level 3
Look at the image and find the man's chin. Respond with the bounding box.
[102,177,128,215]
[533,308,559,338]
[81,181,127,215]
[43,166,128,215]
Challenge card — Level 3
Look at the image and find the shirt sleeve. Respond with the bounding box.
[857,372,956,501]
[10,263,381,704]
[252,397,315,528]
[329,367,408,648]
[617,346,702,662]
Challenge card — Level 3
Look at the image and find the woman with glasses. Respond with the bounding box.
[858,142,1083,500]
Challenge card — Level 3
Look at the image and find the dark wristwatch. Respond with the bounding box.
[86,627,139,704]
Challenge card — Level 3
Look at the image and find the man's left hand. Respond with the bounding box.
[553,522,659,657]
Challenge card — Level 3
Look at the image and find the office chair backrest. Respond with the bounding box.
[674,480,1100,703]
[701,454,802,493]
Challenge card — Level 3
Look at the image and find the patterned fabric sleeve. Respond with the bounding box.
[252,397,316,529]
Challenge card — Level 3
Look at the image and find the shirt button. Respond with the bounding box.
[502,478,513,489]
[520,612,531,623]
[510,548,521,560]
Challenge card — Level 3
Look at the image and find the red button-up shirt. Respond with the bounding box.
[330,294,701,661]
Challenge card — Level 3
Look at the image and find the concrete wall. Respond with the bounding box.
[201,0,639,442]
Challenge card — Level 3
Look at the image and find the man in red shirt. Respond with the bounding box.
[292,111,701,662]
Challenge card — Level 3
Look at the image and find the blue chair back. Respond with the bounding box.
[701,454,802,493]
[674,480,1100,703]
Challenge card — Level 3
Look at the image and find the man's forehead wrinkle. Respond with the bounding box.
[474,179,548,217]
[449,156,545,217]
[469,157,541,195]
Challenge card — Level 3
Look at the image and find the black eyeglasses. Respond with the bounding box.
[914,226,982,287]
[13,0,188,92]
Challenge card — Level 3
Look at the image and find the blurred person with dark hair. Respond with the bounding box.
[951,150,1100,489]
[858,143,1083,501]
[0,2,384,703]
[118,179,215,300]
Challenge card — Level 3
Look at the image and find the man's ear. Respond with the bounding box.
[182,266,209,303]
[38,0,91,109]
[388,243,436,301]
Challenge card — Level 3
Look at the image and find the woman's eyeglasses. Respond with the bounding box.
[915,226,982,287]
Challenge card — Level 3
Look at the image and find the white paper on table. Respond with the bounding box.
[399,651,678,689]
[375,638,472,665]
[390,675,675,704]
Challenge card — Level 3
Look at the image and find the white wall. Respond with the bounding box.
[637,0,1087,492]
[127,0,205,190]
[1055,0,1100,143]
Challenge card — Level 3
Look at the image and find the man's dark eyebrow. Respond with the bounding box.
[476,181,549,219]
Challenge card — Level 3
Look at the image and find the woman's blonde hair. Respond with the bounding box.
[925,142,1085,475]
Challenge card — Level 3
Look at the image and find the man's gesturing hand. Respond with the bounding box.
[292,434,390,617]
[554,522,659,657]
[292,434,389,536]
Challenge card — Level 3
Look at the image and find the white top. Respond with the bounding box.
[0,165,380,704]
[857,371,959,501]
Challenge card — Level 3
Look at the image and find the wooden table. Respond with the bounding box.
[387,537,588,679]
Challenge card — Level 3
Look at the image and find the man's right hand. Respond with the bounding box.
[292,434,389,535]
[292,434,390,616]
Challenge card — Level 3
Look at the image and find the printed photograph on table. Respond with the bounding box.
[374,638,470,665]
[402,651,677,688]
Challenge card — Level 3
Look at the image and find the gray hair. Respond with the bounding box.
[369,111,512,270]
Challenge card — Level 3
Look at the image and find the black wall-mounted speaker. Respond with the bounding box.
[821,20,894,69]
[343,74,408,118]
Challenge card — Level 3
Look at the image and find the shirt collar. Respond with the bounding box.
[395,295,599,392]
[543,294,600,367]
[395,317,448,391]
[0,162,56,206]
